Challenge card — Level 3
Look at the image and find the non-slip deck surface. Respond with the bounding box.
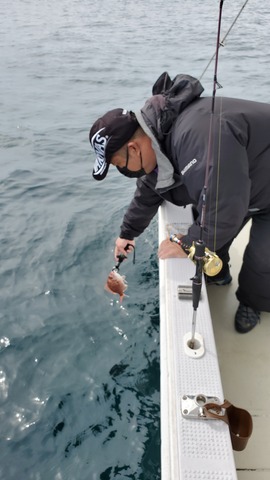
[159,202,237,480]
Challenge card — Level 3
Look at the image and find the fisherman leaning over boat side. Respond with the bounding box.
[89,72,270,334]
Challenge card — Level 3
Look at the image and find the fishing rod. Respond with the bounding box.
[189,0,225,349]
[171,0,225,350]
[200,0,250,81]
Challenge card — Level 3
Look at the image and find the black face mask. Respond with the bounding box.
[117,165,146,178]
[117,149,146,178]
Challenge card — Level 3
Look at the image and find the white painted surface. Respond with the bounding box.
[159,202,237,480]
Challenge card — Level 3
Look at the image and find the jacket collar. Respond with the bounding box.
[135,109,177,190]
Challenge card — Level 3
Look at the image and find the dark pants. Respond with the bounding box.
[215,209,270,313]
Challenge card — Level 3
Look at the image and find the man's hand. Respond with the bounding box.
[115,237,135,261]
[158,237,188,259]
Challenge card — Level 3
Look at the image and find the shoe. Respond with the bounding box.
[205,272,232,286]
[234,303,260,333]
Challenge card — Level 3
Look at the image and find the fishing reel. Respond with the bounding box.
[170,234,222,277]
[188,243,222,277]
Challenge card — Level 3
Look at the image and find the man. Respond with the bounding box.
[89,72,270,333]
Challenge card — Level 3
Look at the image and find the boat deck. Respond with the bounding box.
[208,222,270,480]
[159,203,270,480]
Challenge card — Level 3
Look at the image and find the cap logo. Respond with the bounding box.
[91,127,109,175]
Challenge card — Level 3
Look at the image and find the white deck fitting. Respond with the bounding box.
[159,202,237,480]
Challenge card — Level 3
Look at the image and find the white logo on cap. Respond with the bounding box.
[91,127,109,175]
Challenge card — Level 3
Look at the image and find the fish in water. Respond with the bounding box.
[105,270,128,302]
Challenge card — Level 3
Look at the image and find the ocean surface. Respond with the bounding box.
[1,1,269,479]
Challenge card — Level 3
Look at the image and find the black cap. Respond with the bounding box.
[89,109,139,180]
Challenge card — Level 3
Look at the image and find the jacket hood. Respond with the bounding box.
[140,72,204,141]
[135,72,204,189]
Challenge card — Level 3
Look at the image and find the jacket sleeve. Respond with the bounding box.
[181,119,250,251]
[120,173,164,239]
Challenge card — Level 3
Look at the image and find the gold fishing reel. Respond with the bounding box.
[188,243,223,277]
[170,234,223,277]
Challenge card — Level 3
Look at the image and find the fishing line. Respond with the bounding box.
[213,96,223,252]
[199,0,250,81]
[203,1,250,249]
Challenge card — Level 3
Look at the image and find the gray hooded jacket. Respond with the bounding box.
[120,72,270,251]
